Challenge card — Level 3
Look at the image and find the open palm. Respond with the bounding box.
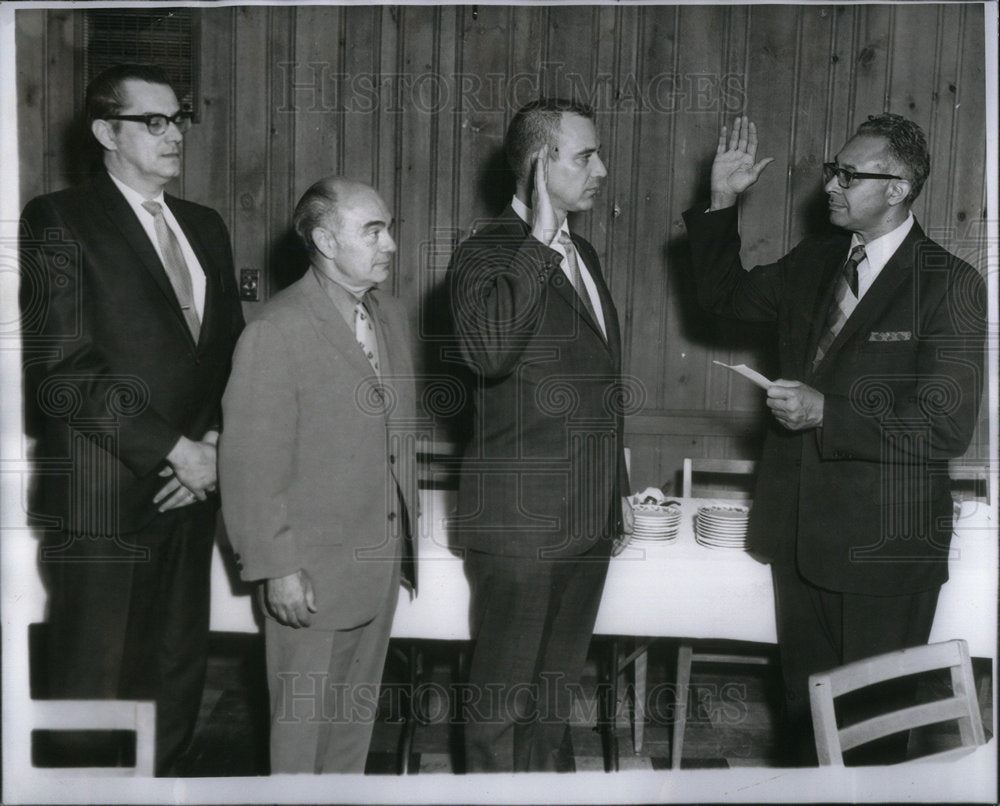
[711,117,774,198]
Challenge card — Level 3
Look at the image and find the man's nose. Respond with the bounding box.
[593,155,608,179]
[382,232,397,253]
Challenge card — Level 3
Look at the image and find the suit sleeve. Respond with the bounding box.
[448,234,561,378]
[219,319,302,582]
[819,259,986,462]
[683,205,787,323]
[20,195,182,477]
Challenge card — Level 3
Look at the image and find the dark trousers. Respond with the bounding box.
[41,504,217,776]
[771,558,940,765]
[463,539,611,772]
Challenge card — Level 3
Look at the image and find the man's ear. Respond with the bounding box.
[91,119,117,151]
[312,226,338,260]
[886,177,911,207]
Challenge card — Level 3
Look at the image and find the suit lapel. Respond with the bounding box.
[811,224,921,376]
[94,172,198,349]
[574,236,621,366]
[300,269,378,381]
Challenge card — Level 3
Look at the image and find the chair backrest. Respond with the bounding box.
[809,639,986,765]
[681,457,756,499]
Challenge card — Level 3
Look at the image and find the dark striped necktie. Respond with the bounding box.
[812,243,865,370]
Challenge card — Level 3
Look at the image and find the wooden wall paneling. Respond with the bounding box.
[849,5,893,131]
[948,5,987,233]
[231,7,271,303]
[265,6,296,301]
[452,4,522,233]
[394,5,439,304]
[15,10,48,205]
[44,11,80,194]
[183,8,234,243]
[885,2,941,227]
[290,6,342,251]
[785,6,835,253]
[414,7,459,372]
[597,4,639,373]
[668,5,735,415]
[340,4,379,190]
[826,5,859,166]
[630,5,681,414]
[921,4,961,234]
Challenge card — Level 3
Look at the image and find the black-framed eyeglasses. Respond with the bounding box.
[822,162,904,189]
[104,111,194,136]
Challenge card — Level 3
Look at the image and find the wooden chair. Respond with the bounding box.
[809,639,986,765]
[665,458,766,767]
[30,700,155,776]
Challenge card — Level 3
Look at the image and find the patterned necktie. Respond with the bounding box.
[354,298,381,374]
[813,243,866,370]
[557,231,603,336]
[141,200,201,340]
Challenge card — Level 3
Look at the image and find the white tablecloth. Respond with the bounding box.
[210,492,996,659]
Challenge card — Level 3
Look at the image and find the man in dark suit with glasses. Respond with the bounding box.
[683,114,985,764]
[20,63,244,775]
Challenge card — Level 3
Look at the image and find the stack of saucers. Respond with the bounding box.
[695,504,750,550]
[632,502,682,543]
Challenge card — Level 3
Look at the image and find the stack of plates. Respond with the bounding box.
[695,504,750,549]
[631,503,682,542]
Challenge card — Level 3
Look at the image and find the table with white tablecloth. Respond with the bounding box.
[211,491,995,656]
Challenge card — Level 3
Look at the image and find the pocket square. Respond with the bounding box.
[869,331,911,342]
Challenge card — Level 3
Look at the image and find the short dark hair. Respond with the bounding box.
[504,98,595,184]
[855,113,930,205]
[293,176,347,252]
[85,63,174,123]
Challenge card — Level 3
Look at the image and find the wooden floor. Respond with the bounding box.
[166,633,993,777]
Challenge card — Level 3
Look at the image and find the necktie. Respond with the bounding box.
[557,231,602,336]
[354,298,381,374]
[812,243,866,370]
[141,200,201,340]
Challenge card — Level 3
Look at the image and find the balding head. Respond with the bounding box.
[294,176,376,252]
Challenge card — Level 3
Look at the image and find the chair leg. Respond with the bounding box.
[602,639,620,772]
[633,642,647,754]
[672,643,693,769]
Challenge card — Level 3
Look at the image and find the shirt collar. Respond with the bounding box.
[851,212,914,274]
[108,171,166,209]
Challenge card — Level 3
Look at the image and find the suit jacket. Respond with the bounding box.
[447,206,630,558]
[684,205,986,595]
[20,170,245,536]
[219,270,419,630]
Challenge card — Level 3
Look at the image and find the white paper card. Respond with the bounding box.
[712,360,774,389]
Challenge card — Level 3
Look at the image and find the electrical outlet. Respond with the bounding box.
[239,269,259,301]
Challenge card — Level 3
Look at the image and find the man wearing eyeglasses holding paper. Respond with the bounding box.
[20,63,244,775]
[683,114,985,764]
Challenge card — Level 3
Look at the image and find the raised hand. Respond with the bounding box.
[530,145,560,245]
[710,116,774,210]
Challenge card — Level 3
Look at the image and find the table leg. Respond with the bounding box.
[634,642,647,754]
[672,643,693,769]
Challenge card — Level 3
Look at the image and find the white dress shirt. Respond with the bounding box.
[109,172,207,319]
[850,212,914,300]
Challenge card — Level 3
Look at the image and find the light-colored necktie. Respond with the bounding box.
[813,243,866,370]
[354,298,381,374]
[141,200,201,340]
[557,231,602,336]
